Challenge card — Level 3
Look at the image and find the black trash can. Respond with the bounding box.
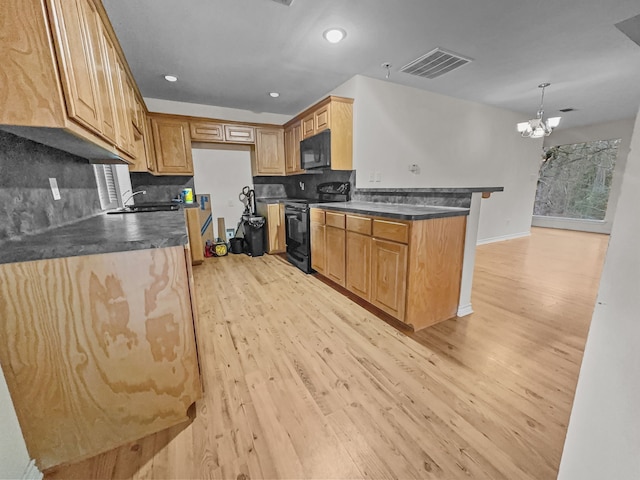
[243,216,265,257]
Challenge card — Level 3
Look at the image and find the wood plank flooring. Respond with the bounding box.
[45,227,609,479]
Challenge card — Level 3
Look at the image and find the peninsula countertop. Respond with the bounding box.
[309,201,470,221]
[0,210,188,265]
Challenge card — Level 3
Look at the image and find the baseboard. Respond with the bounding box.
[22,459,43,480]
[476,231,530,245]
[457,304,473,317]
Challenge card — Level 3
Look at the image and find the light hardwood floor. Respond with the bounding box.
[45,227,609,479]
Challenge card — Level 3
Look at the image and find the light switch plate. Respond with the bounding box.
[49,178,61,200]
[374,171,382,182]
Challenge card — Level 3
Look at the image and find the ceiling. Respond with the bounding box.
[103,0,640,129]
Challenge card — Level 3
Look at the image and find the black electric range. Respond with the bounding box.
[284,182,350,273]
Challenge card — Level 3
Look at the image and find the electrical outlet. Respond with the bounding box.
[369,172,375,182]
[374,171,382,182]
[49,177,61,200]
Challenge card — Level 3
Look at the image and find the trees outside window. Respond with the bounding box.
[533,139,620,221]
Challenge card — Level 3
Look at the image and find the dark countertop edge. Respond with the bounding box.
[310,203,470,221]
[0,210,189,266]
[0,237,189,265]
[355,186,504,194]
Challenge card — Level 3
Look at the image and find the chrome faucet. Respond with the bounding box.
[122,189,146,205]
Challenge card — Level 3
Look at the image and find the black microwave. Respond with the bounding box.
[300,130,331,170]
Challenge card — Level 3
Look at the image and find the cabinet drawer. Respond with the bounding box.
[346,215,372,235]
[224,124,255,143]
[326,211,346,229]
[190,121,224,142]
[373,219,410,244]
[310,208,325,224]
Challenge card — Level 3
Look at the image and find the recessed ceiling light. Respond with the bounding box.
[323,28,346,44]
[269,92,280,98]
[164,74,178,82]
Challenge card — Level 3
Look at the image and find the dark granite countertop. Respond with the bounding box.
[354,186,504,194]
[0,210,188,265]
[256,197,313,204]
[309,201,469,220]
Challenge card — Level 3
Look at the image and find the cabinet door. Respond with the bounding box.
[113,57,135,157]
[371,238,408,320]
[302,113,315,139]
[151,116,194,175]
[224,124,255,143]
[143,117,157,173]
[255,128,285,175]
[314,104,330,133]
[285,122,303,175]
[346,231,371,301]
[311,223,326,274]
[190,121,224,142]
[49,0,102,135]
[265,203,286,253]
[325,226,346,287]
[87,3,117,144]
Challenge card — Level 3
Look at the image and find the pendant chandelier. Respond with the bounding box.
[517,83,561,138]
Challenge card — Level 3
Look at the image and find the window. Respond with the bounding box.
[93,164,120,210]
[533,139,620,221]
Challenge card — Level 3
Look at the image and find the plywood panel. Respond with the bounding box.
[185,208,205,264]
[0,247,201,470]
[406,216,466,330]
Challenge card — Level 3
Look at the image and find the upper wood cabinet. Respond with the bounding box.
[253,127,285,176]
[49,0,103,136]
[0,0,149,163]
[288,96,353,170]
[284,121,304,175]
[150,115,194,175]
[224,124,255,144]
[190,121,224,142]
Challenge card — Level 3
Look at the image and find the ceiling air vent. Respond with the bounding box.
[400,48,472,79]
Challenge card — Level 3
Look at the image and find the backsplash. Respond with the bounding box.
[253,170,355,199]
[352,190,472,208]
[0,130,101,242]
[130,172,194,203]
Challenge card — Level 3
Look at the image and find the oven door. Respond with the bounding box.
[285,204,309,256]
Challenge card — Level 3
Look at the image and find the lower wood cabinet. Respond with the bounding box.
[325,226,346,287]
[0,246,202,470]
[310,222,326,274]
[310,208,467,330]
[370,238,408,320]
[185,208,205,264]
[346,231,372,301]
[151,114,194,175]
[256,202,286,254]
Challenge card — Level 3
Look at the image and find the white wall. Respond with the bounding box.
[558,108,640,479]
[144,98,291,125]
[535,117,635,234]
[332,75,543,242]
[192,146,253,238]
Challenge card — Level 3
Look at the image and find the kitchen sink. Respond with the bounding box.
[107,203,181,214]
